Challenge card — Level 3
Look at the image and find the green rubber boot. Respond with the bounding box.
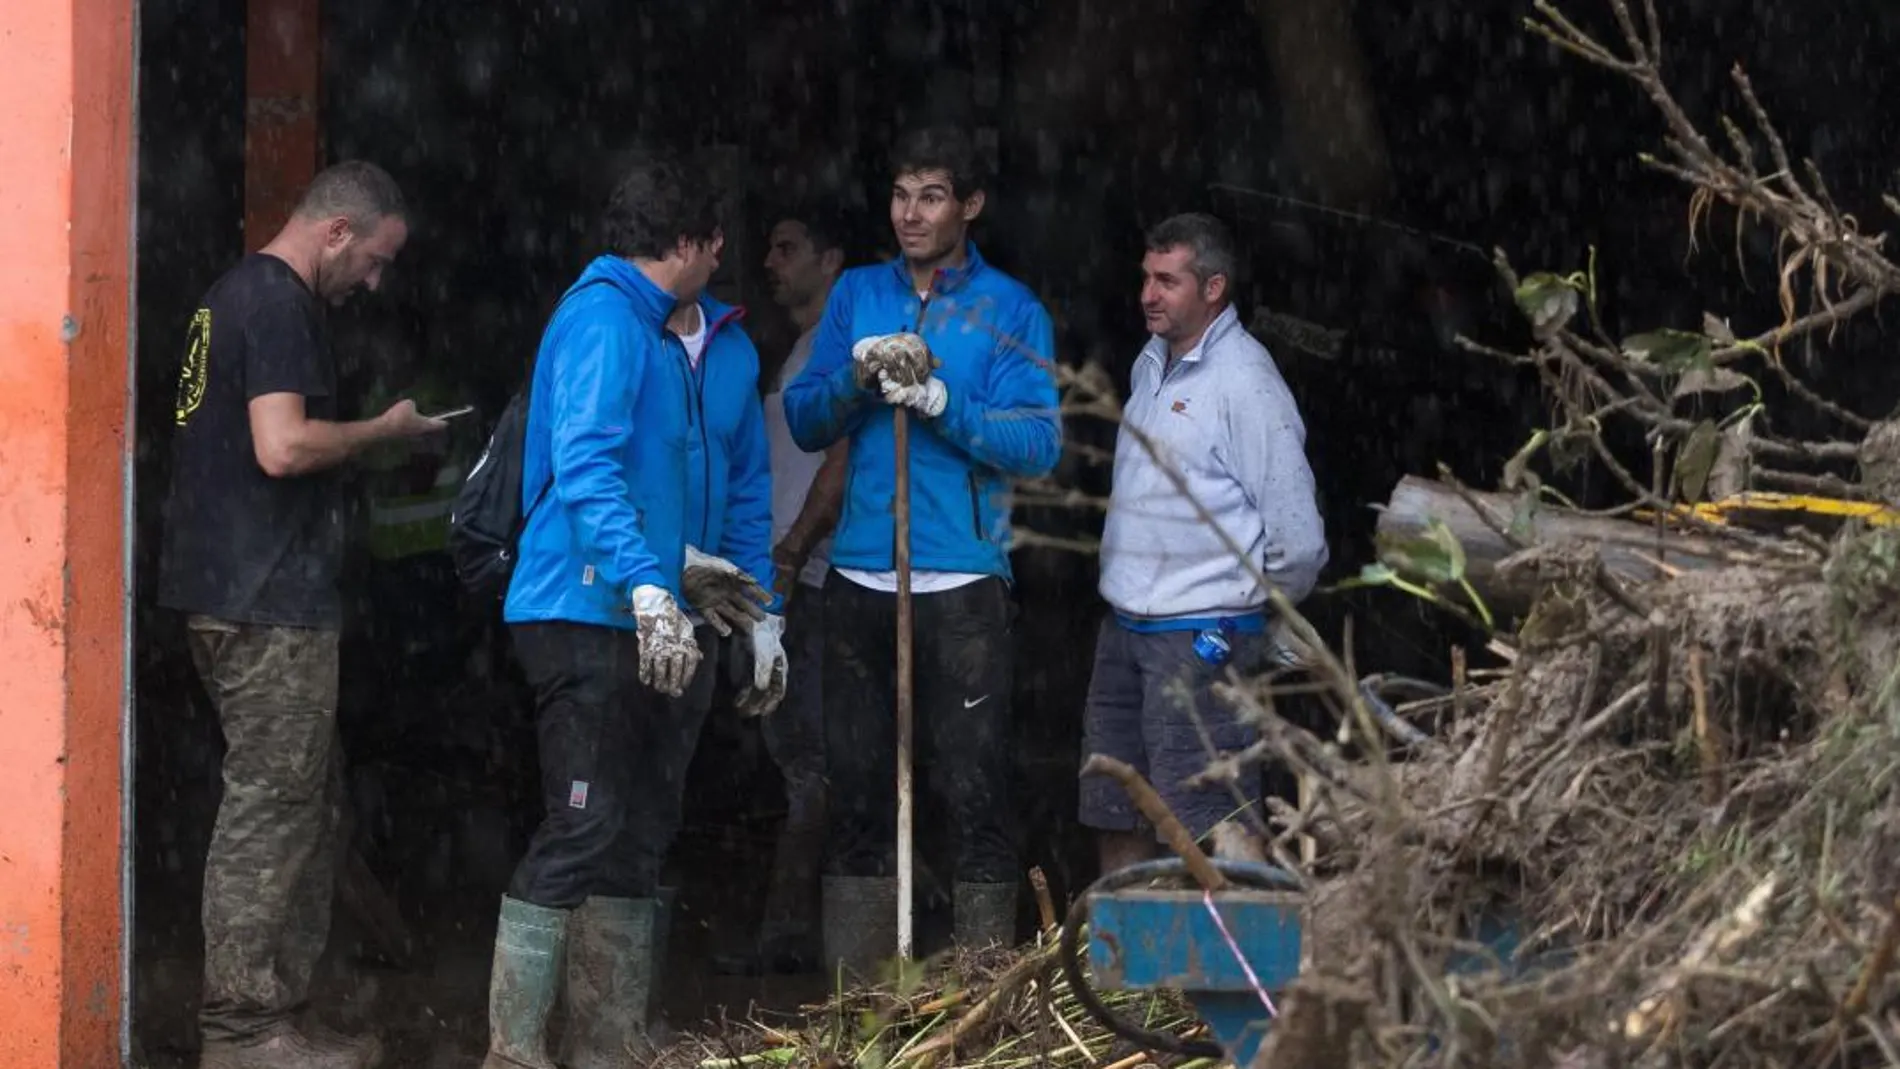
[561,896,660,1069]
[646,885,679,1047]
[821,877,898,982]
[481,896,568,1069]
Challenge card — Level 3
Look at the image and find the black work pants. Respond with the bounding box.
[823,573,1016,883]
[507,621,687,909]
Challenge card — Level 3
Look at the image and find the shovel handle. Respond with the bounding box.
[894,407,916,959]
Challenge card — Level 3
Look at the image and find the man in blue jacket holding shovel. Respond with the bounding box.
[784,126,1063,975]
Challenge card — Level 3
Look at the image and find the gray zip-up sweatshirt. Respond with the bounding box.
[1098,304,1328,620]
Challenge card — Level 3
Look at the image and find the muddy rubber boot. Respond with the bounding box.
[752,815,826,973]
[647,885,679,1046]
[562,896,660,1069]
[198,1029,368,1069]
[652,884,677,986]
[481,896,568,1069]
[302,1021,385,1069]
[954,882,1019,951]
[821,876,898,982]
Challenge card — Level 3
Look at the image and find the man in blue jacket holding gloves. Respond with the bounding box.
[482,151,733,1069]
[629,216,789,1037]
[784,126,1063,974]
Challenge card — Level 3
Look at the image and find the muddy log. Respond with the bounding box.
[1374,475,1746,619]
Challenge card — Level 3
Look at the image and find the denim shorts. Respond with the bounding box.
[1078,618,1265,839]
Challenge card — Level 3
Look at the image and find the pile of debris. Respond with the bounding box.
[660,2,1900,1064]
[651,941,1213,1069]
[1189,1,1900,1064]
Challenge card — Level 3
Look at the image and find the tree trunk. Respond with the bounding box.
[1374,476,1743,618]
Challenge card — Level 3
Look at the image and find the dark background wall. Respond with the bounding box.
[130,0,1900,1052]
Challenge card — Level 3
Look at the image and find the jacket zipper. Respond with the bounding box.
[693,359,711,546]
[694,307,748,548]
[968,472,986,542]
[663,331,707,545]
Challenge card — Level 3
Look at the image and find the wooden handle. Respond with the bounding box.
[1081,754,1230,892]
[894,407,916,959]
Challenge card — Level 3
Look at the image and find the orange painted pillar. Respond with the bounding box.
[0,0,137,1066]
[245,0,323,250]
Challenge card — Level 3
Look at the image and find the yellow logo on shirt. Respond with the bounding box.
[174,308,211,426]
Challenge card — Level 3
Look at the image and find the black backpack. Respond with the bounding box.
[447,281,603,603]
[446,389,551,603]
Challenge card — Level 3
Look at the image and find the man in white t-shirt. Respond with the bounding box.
[712,206,849,976]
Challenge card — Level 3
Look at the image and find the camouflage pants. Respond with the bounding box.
[187,616,345,1044]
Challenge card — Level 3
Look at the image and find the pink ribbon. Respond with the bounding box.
[1203,890,1279,1018]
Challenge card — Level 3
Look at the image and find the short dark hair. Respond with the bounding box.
[602,150,724,260]
[295,160,406,229]
[890,126,988,202]
[775,204,852,260]
[1145,212,1240,290]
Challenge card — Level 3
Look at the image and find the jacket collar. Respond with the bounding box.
[696,292,748,344]
[578,255,677,329]
[581,257,750,347]
[884,240,988,299]
[1141,303,1241,368]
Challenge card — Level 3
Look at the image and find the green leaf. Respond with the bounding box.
[1675,419,1721,503]
[1509,489,1541,542]
[1502,429,1550,492]
[1433,518,1468,581]
[1375,519,1467,585]
[1514,272,1581,336]
[1329,562,1401,593]
[1701,311,1737,345]
[1622,328,1714,374]
[1361,562,1398,583]
[1671,366,1753,400]
[1458,577,1496,631]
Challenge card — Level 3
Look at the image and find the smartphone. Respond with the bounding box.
[424,404,476,421]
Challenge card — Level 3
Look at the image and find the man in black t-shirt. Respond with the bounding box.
[158,160,444,1069]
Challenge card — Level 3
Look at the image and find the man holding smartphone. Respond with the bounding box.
[158,161,444,1069]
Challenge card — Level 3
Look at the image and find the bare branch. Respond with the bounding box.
[1730,64,1804,205]
[1012,478,1111,513]
[1751,468,1871,500]
[1713,285,1885,369]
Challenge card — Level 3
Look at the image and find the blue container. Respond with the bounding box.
[1088,888,1304,1066]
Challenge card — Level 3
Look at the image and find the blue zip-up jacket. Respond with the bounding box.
[504,256,696,629]
[783,242,1062,582]
[682,294,780,612]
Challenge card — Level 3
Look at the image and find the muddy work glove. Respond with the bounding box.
[734,613,789,718]
[631,585,702,697]
[878,372,949,418]
[852,333,934,390]
[681,545,771,637]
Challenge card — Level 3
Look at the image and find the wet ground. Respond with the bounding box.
[129,700,1042,1068]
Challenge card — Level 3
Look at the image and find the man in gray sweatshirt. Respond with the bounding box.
[1080,212,1328,875]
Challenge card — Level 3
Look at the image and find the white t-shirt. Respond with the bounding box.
[677,305,708,369]
[764,328,833,589]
